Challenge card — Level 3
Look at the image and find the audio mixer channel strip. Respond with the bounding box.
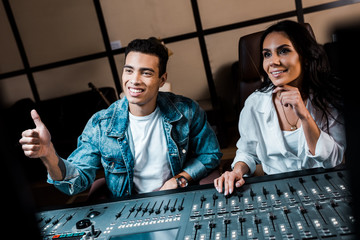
[37,168,355,240]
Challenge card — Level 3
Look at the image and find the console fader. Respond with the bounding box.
[37,168,355,239]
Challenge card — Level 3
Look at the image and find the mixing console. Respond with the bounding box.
[37,167,355,239]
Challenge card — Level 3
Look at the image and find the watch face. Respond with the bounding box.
[177,176,188,188]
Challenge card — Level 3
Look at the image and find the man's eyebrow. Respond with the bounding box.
[123,65,155,73]
[140,67,155,73]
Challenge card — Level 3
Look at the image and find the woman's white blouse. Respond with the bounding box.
[231,90,346,175]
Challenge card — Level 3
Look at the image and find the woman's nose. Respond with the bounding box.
[269,55,280,66]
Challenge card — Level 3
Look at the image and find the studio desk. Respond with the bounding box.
[37,167,355,240]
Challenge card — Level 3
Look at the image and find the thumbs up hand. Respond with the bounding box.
[19,110,52,158]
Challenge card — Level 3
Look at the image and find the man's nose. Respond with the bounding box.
[130,73,141,85]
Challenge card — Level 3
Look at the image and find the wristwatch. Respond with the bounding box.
[175,176,188,188]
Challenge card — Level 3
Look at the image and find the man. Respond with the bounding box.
[19,38,222,198]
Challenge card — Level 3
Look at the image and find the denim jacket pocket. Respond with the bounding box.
[101,156,129,197]
[101,156,127,174]
[176,137,189,163]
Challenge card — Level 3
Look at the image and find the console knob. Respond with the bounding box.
[76,219,92,229]
[87,211,100,218]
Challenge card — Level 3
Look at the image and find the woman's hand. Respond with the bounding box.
[273,85,320,155]
[214,162,249,195]
[273,85,308,120]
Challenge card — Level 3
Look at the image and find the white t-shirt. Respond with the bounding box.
[128,107,172,194]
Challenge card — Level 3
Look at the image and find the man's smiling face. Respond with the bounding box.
[122,51,166,116]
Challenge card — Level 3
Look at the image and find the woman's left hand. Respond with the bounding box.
[273,85,308,119]
[273,84,321,155]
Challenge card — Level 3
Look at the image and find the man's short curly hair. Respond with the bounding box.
[125,37,169,77]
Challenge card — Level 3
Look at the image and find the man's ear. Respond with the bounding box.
[159,72,167,88]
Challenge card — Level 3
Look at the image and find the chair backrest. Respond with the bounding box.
[237,31,264,110]
[237,23,315,109]
[238,31,264,84]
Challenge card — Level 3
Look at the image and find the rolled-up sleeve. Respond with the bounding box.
[183,104,222,181]
[47,116,102,195]
[305,112,346,168]
[47,159,81,195]
[231,103,260,175]
[232,140,259,175]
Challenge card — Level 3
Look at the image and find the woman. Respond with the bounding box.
[215,20,345,195]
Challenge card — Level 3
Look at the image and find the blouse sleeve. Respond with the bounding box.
[305,108,346,168]
[231,102,260,175]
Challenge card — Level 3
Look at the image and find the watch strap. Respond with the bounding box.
[175,175,188,188]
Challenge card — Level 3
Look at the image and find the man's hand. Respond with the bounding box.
[160,172,192,191]
[19,110,52,158]
[159,177,178,191]
[19,110,65,181]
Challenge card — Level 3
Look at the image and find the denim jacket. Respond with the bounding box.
[48,92,222,198]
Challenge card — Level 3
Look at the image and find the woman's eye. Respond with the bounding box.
[263,51,271,58]
[279,48,290,55]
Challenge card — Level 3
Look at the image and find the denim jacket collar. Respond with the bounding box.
[156,92,183,123]
[105,92,183,138]
[106,97,129,138]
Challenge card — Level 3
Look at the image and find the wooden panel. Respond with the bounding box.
[10,0,105,66]
[101,0,196,46]
[34,58,115,100]
[198,0,295,29]
[0,75,33,108]
[0,3,23,73]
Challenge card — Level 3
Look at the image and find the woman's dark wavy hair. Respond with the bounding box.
[258,20,343,130]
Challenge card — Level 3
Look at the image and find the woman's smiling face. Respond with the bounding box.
[262,31,302,87]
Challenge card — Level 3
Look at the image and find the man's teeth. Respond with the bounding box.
[130,88,143,93]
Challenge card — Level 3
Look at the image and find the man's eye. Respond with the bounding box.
[124,68,133,74]
[143,71,153,76]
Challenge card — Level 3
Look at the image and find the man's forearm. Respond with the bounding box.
[174,171,192,182]
[40,142,66,181]
[160,171,193,191]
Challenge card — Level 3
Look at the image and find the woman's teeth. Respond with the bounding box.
[272,70,285,74]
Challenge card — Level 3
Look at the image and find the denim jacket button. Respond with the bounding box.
[182,149,186,154]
